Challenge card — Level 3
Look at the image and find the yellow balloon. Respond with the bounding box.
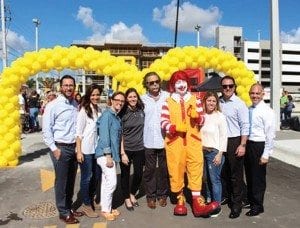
[0,156,8,167]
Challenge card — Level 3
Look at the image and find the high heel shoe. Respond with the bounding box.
[132,201,139,207]
[124,200,134,211]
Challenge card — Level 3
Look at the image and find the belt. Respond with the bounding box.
[55,141,76,147]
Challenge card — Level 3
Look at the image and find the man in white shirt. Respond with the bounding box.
[245,83,276,217]
[141,72,169,209]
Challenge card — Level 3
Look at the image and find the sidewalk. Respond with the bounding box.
[272,130,300,168]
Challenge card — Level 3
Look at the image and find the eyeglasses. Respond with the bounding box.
[222,84,235,89]
[113,98,125,103]
[147,80,160,86]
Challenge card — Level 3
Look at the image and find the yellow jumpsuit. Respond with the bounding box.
[164,95,203,193]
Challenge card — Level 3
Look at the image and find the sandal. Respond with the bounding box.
[101,212,115,221]
[111,209,120,217]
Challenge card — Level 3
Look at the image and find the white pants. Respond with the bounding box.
[97,156,117,213]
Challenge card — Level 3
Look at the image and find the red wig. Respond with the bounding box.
[168,70,190,93]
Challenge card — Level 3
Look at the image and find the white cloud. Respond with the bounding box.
[76,6,148,44]
[0,29,29,59]
[281,28,300,43]
[153,0,222,40]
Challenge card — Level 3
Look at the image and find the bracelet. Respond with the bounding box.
[241,144,246,147]
[121,153,126,156]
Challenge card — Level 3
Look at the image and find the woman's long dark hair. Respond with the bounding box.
[119,88,144,117]
[81,84,102,119]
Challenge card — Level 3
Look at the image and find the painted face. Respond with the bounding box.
[249,85,264,106]
[175,79,188,95]
[90,88,101,105]
[60,78,75,99]
[205,95,217,113]
[111,94,125,113]
[126,91,138,108]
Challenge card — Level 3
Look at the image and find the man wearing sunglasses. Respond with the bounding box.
[219,75,249,219]
[141,72,170,209]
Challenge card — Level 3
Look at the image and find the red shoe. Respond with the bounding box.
[192,196,219,217]
[174,194,187,216]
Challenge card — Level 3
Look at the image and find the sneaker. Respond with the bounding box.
[210,206,222,218]
[82,205,99,218]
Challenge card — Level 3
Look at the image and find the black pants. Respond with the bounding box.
[50,144,77,217]
[221,136,245,210]
[120,149,145,199]
[143,148,169,199]
[245,141,266,212]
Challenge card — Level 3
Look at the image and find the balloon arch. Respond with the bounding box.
[0,45,256,167]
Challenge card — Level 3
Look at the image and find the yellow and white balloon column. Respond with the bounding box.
[0,45,255,167]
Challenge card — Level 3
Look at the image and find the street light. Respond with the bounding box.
[195,24,201,47]
[33,18,40,92]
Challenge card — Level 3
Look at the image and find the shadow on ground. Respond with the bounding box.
[19,148,50,165]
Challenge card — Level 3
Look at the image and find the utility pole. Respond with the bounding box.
[195,24,201,47]
[270,0,281,130]
[33,18,40,92]
[174,0,179,47]
[1,0,7,69]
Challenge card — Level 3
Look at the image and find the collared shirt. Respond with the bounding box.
[249,100,276,159]
[141,90,169,149]
[76,105,101,155]
[94,108,121,162]
[201,111,228,152]
[42,95,78,152]
[220,94,249,137]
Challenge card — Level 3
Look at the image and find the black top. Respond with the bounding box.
[28,96,40,108]
[120,106,145,151]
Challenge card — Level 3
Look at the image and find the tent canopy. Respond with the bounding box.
[192,72,222,92]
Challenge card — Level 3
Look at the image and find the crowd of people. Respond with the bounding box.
[41,72,276,224]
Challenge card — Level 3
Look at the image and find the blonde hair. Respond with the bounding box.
[203,91,221,112]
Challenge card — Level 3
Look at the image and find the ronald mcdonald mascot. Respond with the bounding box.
[161,70,218,217]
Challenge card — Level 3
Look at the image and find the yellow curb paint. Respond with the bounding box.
[44,226,57,228]
[40,169,55,192]
[93,222,107,228]
[65,224,80,228]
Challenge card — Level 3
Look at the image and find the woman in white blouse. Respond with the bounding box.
[200,92,228,217]
[76,84,102,218]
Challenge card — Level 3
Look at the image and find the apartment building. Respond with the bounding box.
[71,41,172,93]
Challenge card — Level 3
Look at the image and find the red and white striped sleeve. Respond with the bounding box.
[196,98,205,126]
[161,101,174,133]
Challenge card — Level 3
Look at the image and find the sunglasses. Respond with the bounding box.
[147,80,160,86]
[222,84,235,89]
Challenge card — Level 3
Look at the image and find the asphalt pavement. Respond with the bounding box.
[0,130,299,228]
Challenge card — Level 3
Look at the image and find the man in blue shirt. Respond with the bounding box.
[43,75,83,224]
[219,75,249,219]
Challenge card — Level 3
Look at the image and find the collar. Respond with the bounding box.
[171,92,192,103]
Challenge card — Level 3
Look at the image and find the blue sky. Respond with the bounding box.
[1,0,299,69]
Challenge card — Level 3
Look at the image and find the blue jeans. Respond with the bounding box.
[79,154,98,205]
[29,107,39,129]
[204,148,224,203]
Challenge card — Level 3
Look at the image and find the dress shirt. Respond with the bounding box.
[249,100,276,159]
[42,95,78,152]
[201,111,228,152]
[94,108,121,162]
[141,90,169,149]
[76,105,101,155]
[220,94,249,137]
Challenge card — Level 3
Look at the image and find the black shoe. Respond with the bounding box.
[124,201,134,211]
[221,197,229,205]
[245,209,264,216]
[229,209,241,219]
[132,201,139,207]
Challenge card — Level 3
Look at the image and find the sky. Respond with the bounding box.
[1,0,299,70]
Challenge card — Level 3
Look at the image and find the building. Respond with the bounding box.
[216,25,300,102]
[71,41,172,94]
